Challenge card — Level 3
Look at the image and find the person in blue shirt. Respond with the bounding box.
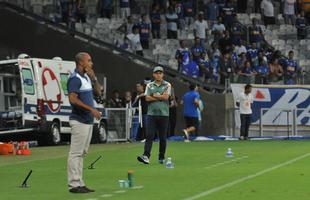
[296,11,308,40]
[221,0,236,29]
[175,1,185,30]
[248,18,264,47]
[183,0,195,27]
[216,0,226,11]
[181,53,200,78]
[230,15,245,45]
[100,0,112,19]
[238,60,256,84]
[209,55,219,83]
[254,59,269,84]
[197,53,212,81]
[175,40,191,72]
[181,84,200,142]
[139,14,151,49]
[205,0,219,26]
[247,43,259,63]
[231,48,238,65]
[67,52,102,193]
[283,50,300,84]
[191,37,206,64]
[264,47,274,62]
[150,3,161,39]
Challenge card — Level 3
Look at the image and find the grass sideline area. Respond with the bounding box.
[0,141,309,200]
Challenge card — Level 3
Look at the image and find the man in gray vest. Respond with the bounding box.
[137,66,172,164]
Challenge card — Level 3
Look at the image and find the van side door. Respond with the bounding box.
[18,59,38,126]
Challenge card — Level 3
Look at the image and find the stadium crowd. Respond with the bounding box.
[46,1,310,85]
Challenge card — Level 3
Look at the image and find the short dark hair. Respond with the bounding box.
[245,84,252,90]
[189,84,197,90]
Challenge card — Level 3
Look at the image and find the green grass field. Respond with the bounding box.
[1,140,310,200]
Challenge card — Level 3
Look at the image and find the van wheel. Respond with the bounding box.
[39,122,61,146]
[92,122,107,144]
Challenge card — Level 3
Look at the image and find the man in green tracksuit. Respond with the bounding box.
[137,66,172,164]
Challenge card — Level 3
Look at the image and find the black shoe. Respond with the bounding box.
[137,155,150,164]
[81,186,95,192]
[69,186,90,193]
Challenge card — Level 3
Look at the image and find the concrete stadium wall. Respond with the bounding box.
[0,7,231,136]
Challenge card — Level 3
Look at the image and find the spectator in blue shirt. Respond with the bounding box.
[175,40,191,72]
[181,53,200,78]
[283,51,300,84]
[183,0,195,27]
[230,15,245,45]
[248,18,264,47]
[221,0,236,29]
[296,11,308,40]
[247,43,259,63]
[205,0,219,25]
[191,37,206,64]
[239,60,256,84]
[175,1,185,30]
[139,14,151,49]
[181,84,200,142]
[216,0,227,11]
[99,0,112,19]
[254,59,269,84]
[150,3,161,39]
[197,54,213,82]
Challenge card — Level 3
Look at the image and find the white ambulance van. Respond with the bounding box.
[0,55,107,145]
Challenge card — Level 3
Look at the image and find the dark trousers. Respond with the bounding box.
[167,30,178,39]
[240,114,251,138]
[101,8,112,19]
[168,107,177,137]
[141,40,149,49]
[136,50,144,57]
[152,28,161,39]
[76,12,86,23]
[263,16,275,27]
[143,116,169,160]
[136,115,147,141]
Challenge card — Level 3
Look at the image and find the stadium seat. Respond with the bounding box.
[300,39,310,46]
[75,23,84,32]
[84,28,92,35]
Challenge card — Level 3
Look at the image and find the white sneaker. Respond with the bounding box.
[184,139,190,143]
[140,139,146,143]
[137,155,150,164]
[182,129,189,140]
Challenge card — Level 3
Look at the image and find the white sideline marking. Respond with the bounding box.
[131,185,144,189]
[185,152,310,200]
[114,190,127,194]
[99,194,113,198]
[204,156,248,169]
